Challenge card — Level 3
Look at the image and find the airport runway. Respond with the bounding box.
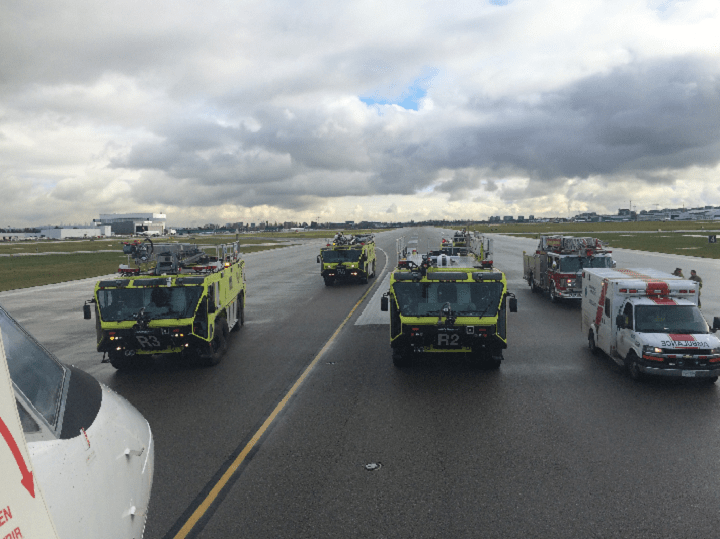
[3,229,720,538]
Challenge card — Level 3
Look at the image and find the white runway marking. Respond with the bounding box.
[355,249,392,325]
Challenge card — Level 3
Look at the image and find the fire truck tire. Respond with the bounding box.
[361,273,369,284]
[324,278,334,286]
[109,350,143,371]
[528,274,536,292]
[588,330,599,355]
[625,351,644,381]
[483,355,502,369]
[203,319,228,366]
[392,348,412,368]
[231,295,244,332]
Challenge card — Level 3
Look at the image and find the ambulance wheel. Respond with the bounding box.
[703,376,718,384]
[588,330,599,355]
[203,319,228,366]
[549,284,558,303]
[625,351,644,381]
[109,350,143,370]
[392,349,412,368]
[231,295,244,332]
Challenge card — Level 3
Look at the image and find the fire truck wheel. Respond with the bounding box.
[528,274,535,292]
[392,348,412,368]
[109,350,143,371]
[625,351,644,381]
[588,331,599,355]
[324,278,334,286]
[231,295,244,332]
[483,355,502,370]
[204,319,229,366]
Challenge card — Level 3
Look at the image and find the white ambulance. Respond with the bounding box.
[581,268,720,381]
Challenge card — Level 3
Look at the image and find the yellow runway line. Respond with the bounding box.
[173,271,383,539]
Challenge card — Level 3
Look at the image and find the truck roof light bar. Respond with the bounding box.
[472,272,503,281]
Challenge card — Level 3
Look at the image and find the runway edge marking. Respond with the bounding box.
[170,249,386,539]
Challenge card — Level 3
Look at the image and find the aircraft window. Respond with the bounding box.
[16,399,40,433]
[0,305,66,428]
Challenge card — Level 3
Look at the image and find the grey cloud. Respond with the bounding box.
[108,55,720,210]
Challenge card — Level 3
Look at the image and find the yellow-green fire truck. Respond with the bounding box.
[317,233,377,286]
[84,239,245,369]
[381,233,516,368]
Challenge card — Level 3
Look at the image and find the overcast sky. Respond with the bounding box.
[2,0,720,227]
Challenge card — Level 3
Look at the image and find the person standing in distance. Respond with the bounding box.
[689,269,703,307]
[672,268,685,278]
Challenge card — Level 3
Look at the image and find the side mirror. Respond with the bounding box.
[380,295,389,311]
[83,303,92,320]
[509,297,517,313]
[317,255,321,263]
[616,314,625,329]
[612,261,617,268]
[712,317,720,332]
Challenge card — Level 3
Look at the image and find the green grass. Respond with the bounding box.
[469,220,720,234]
[470,222,720,259]
[0,244,292,293]
[0,238,121,255]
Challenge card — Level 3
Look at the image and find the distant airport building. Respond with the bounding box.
[93,213,166,235]
[41,226,112,239]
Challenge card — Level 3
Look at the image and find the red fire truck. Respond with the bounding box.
[523,235,614,302]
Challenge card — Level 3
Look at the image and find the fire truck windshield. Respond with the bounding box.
[322,249,362,263]
[560,256,613,273]
[634,305,708,334]
[394,282,504,317]
[97,286,205,321]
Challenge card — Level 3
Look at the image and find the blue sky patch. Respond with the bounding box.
[361,68,439,111]
[490,0,509,5]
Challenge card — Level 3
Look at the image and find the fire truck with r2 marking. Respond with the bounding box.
[582,267,720,382]
[84,239,245,369]
[524,235,614,302]
[381,231,516,368]
[317,233,377,286]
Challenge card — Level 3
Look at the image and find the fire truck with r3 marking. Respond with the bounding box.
[84,239,245,369]
[381,231,517,368]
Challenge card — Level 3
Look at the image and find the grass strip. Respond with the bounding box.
[506,232,720,259]
[0,244,291,293]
